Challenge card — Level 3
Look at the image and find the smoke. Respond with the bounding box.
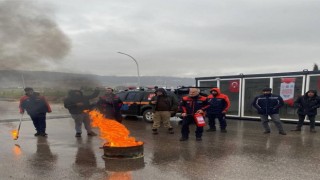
[0,0,71,70]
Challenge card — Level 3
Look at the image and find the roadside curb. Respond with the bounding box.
[0,115,71,123]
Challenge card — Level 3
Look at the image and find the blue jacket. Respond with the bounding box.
[19,94,51,116]
[206,88,231,115]
[252,93,284,115]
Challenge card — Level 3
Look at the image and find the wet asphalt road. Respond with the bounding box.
[1,117,320,180]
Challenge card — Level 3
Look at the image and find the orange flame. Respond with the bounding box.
[11,129,19,140]
[87,110,143,147]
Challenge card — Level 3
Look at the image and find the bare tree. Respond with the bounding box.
[313,63,319,71]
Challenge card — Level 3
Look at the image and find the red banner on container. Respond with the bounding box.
[280,78,295,106]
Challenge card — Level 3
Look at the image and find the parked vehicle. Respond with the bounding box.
[117,90,178,122]
[116,87,211,123]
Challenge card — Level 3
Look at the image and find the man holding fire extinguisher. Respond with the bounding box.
[179,88,209,141]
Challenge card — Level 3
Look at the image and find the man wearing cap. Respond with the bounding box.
[19,87,52,136]
[252,87,287,135]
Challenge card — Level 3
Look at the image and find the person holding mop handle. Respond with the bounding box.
[19,87,52,137]
[12,114,23,140]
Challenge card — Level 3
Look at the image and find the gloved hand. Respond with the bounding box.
[196,109,204,114]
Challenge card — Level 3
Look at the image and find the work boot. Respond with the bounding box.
[40,132,48,137]
[290,127,301,131]
[34,132,40,136]
[179,137,188,141]
[75,133,81,137]
[279,131,287,135]
[152,129,158,135]
[206,128,216,132]
[263,131,271,134]
[221,129,227,133]
[310,129,317,133]
[168,128,174,134]
[87,131,97,136]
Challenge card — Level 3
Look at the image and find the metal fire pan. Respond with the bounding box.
[101,143,144,159]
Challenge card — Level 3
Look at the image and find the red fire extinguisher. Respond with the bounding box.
[194,113,206,127]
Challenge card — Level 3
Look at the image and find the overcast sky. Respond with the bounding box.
[2,0,320,78]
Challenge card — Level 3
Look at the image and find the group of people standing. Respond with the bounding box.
[19,87,123,137]
[252,88,320,135]
[152,86,320,142]
[150,87,231,141]
[63,87,123,137]
[19,86,320,140]
[179,87,230,141]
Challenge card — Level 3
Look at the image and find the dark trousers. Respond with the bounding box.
[297,115,316,129]
[181,115,203,138]
[30,114,47,133]
[105,112,123,123]
[207,114,227,130]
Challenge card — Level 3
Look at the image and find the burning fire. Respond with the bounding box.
[87,110,143,147]
[11,129,19,140]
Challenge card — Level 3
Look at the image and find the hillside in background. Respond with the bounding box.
[0,70,195,89]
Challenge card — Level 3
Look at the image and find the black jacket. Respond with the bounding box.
[294,90,320,116]
[150,95,178,112]
[180,95,209,115]
[64,89,99,114]
[252,93,284,115]
[150,88,178,112]
[96,94,123,116]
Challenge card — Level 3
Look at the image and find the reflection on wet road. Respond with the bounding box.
[1,118,320,179]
